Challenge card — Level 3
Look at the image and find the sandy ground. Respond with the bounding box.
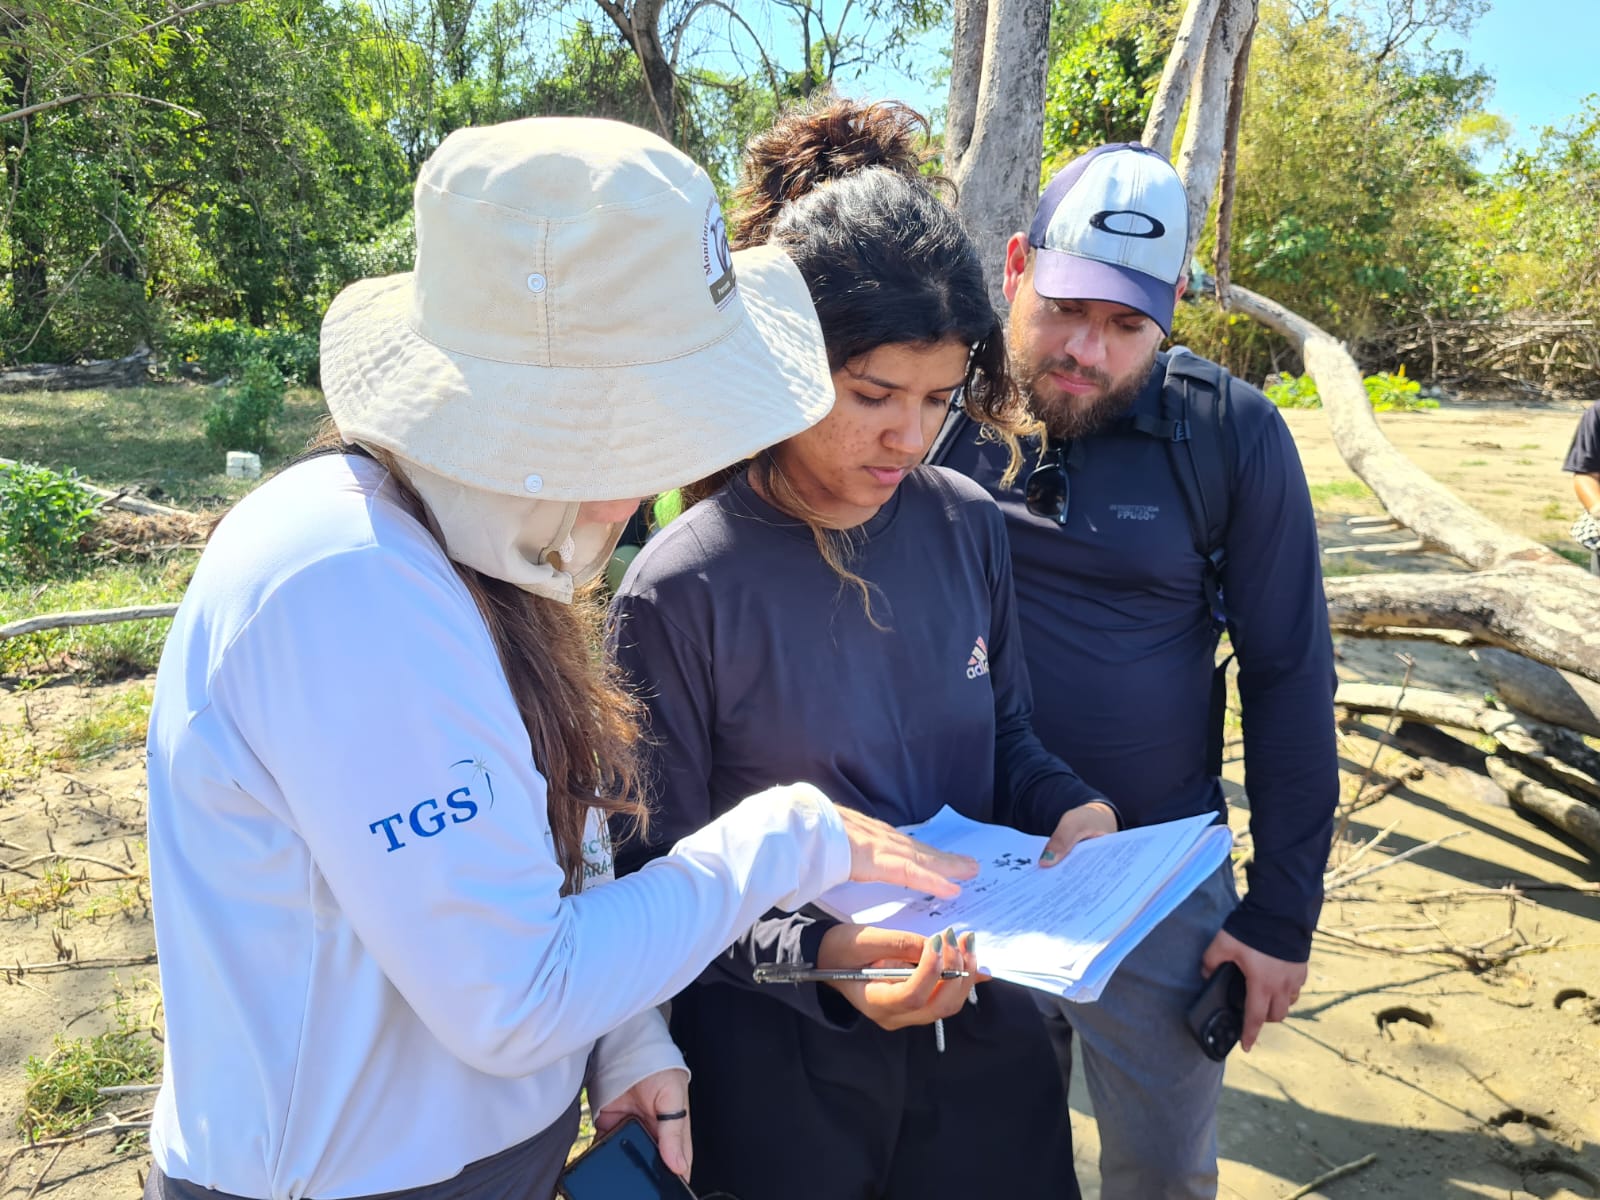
[2,401,1598,1198]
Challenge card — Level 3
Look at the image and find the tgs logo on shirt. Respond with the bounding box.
[367,757,495,853]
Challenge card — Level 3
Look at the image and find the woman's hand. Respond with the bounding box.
[815,923,982,1031]
[1038,801,1118,867]
[837,805,978,896]
[593,1067,692,1179]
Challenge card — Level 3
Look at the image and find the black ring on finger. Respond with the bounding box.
[655,1109,689,1122]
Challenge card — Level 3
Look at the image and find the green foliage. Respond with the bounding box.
[0,463,99,577]
[1264,373,1322,409]
[1042,0,1177,171]
[1364,366,1438,412]
[1259,367,1438,413]
[204,356,288,454]
[167,319,320,385]
[19,1002,161,1140]
[54,686,153,765]
[1309,480,1376,504]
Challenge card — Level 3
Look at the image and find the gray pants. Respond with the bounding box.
[1038,862,1238,1200]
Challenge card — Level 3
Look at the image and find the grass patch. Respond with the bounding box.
[1543,501,1569,520]
[1460,458,1489,467]
[1553,545,1590,568]
[1321,556,1381,577]
[0,859,82,917]
[19,998,161,1140]
[1309,479,1376,505]
[0,725,45,793]
[0,382,327,508]
[1,561,188,681]
[53,685,152,765]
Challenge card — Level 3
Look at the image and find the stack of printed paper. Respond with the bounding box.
[814,807,1232,1002]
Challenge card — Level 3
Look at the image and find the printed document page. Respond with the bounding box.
[814,807,1232,1002]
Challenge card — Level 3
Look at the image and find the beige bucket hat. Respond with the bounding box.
[320,117,834,506]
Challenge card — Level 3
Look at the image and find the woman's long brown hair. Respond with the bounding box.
[308,424,644,894]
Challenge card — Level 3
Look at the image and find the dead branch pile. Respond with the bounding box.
[1369,315,1600,401]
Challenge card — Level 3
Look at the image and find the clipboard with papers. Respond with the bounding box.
[813,806,1233,1002]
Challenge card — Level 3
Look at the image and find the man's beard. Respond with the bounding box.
[1021,346,1158,441]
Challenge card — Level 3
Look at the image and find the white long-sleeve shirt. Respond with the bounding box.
[145,454,850,1199]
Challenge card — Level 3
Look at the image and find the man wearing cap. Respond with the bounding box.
[937,144,1337,1198]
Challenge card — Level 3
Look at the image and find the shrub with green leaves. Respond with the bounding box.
[1262,367,1439,414]
[0,462,99,577]
[166,318,320,385]
[1264,372,1323,409]
[1363,366,1439,412]
[204,355,287,454]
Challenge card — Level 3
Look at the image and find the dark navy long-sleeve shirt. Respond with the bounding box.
[941,354,1337,962]
[608,466,1109,1023]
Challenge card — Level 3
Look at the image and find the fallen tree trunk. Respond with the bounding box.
[1485,757,1600,857]
[1227,286,1569,572]
[1323,568,1600,686]
[1469,646,1600,739]
[0,347,152,393]
[0,604,180,640]
[1336,682,1600,806]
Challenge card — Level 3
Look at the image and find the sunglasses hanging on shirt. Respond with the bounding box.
[1025,438,1083,525]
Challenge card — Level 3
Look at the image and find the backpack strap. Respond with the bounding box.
[1155,349,1235,633]
[1150,350,1239,779]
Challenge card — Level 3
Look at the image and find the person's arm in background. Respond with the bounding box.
[1563,404,1600,515]
[1573,472,1600,515]
[1201,400,1338,1052]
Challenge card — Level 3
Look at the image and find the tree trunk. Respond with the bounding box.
[1227,284,1568,572]
[596,0,677,142]
[944,0,987,172]
[947,0,1052,312]
[1141,0,1223,157]
[1325,569,1600,686]
[1336,682,1600,806]
[1484,757,1600,858]
[1173,0,1257,255]
[1469,647,1600,739]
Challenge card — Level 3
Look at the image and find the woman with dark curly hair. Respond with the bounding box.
[609,99,1115,1200]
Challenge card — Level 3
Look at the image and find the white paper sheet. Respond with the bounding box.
[814,807,1232,1001]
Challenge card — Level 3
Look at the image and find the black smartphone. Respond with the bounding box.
[1186,961,1247,1061]
[557,1116,697,1200]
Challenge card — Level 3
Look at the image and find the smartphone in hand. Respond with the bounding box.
[557,1116,697,1200]
[1186,961,1246,1061]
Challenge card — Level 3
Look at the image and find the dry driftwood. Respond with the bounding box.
[1469,646,1600,738]
[0,347,151,394]
[1323,569,1600,688]
[0,604,180,640]
[1484,757,1600,856]
[1336,682,1600,806]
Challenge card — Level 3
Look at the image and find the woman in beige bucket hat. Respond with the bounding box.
[141,117,976,1200]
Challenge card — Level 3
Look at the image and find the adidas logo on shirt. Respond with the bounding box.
[966,636,990,680]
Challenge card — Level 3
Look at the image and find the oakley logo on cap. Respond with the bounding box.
[1089,209,1167,239]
